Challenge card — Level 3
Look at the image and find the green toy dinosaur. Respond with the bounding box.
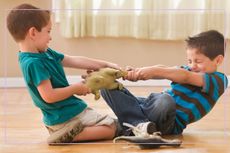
[85,68,127,100]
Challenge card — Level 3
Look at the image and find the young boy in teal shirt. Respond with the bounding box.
[7,3,120,144]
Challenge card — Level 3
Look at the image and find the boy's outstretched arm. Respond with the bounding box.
[126,65,204,87]
[37,79,91,103]
[61,55,120,70]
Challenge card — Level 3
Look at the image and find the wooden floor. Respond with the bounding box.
[0,87,230,153]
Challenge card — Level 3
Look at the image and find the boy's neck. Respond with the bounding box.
[18,41,39,53]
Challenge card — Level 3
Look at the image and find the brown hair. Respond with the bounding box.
[185,30,225,60]
[7,3,50,42]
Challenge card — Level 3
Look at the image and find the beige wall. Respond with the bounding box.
[1,0,229,78]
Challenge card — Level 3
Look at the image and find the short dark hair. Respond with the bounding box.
[7,3,50,42]
[185,30,225,60]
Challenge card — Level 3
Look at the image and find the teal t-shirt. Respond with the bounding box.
[18,48,87,125]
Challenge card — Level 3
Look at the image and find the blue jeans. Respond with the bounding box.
[101,88,176,136]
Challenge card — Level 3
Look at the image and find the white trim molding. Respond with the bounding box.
[0,75,230,88]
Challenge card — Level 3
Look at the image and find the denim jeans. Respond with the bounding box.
[101,88,176,136]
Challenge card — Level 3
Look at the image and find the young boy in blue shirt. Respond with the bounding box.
[7,3,121,144]
[101,30,228,136]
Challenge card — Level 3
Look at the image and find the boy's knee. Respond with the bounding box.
[152,94,175,117]
[161,94,176,109]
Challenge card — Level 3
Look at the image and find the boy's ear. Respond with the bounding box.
[28,27,37,39]
[215,55,224,66]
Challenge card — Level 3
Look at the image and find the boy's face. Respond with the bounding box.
[34,20,52,52]
[186,48,219,73]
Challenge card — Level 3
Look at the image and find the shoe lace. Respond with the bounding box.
[123,122,149,137]
[123,122,162,138]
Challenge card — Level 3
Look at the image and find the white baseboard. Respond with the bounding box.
[0,75,229,88]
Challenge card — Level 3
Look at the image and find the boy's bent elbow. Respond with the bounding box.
[38,88,60,103]
[42,96,56,103]
[40,92,57,103]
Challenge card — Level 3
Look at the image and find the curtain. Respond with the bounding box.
[52,0,230,40]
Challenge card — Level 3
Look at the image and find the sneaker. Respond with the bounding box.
[123,121,157,137]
